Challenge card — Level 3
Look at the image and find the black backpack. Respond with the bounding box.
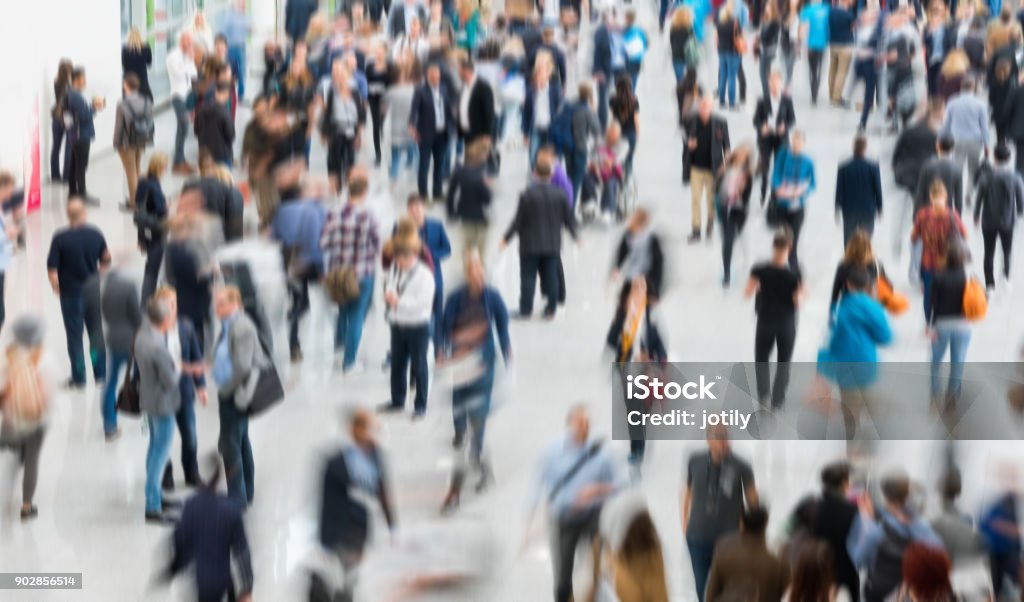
[863,519,912,601]
[125,99,155,146]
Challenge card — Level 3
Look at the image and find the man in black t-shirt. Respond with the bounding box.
[745,229,803,407]
[46,197,110,388]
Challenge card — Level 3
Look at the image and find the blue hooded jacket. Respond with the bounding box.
[817,291,892,388]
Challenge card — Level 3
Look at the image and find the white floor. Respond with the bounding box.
[2,10,1024,602]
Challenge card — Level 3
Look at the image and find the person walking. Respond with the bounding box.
[915,136,963,215]
[113,73,153,210]
[609,74,640,178]
[612,208,665,300]
[892,100,942,257]
[943,78,989,198]
[771,129,815,269]
[973,144,1024,292]
[272,189,326,363]
[212,285,261,508]
[320,166,381,372]
[446,138,492,260]
[0,173,18,332]
[51,59,74,183]
[525,404,627,602]
[65,67,105,203]
[384,59,420,183]
[405,194,451,346]
[220,0,250,101]
[522,53,562,168]
[161,454,253,602]
[911,180,968,319]
[682,425,759,602]
[167,32,198,176]
[321,60,365,193]
[746,229,803,408]
[683,96,731,243]
[457,57,497,148]
[135,295,181,525]
[410,62,455,202]
[753,70,795,206]
[835,135,883,245]
[135,154,170,305]
[827,0,854,105]
[705,506,790,602]
[811,462,861,601]
[798,0,830,105]
[670,8,698,83]
[380,233,435,419]
[439,252,511,511]
[46,197,110,388]
[928,244,972,408]
[99,255,141,441]
[500,153,578,320]
[0,316,51,521]
[589,492,670,602]
[715,5,742,110]
[717,145,753,286]
[195,82,235,168]
[122,28,153,101]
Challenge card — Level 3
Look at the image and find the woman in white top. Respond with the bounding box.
[183,11,215,54]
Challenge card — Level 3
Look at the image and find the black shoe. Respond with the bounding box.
[687,232,701,244]
[452,432,465,449]
[64,379,85,390]
[411,410,426,421]
[290,347,303,363]
[144,511,177,525]
[374,157,382,167]
[20,505,38,521]
[162,469,175,492]
[162,498,183,509]
[378,403,404,414]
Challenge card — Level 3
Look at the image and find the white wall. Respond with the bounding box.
[0,0,122,184]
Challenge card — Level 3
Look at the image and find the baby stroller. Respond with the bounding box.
[577,140,635,224]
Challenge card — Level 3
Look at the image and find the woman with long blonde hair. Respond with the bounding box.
[669,7,696,82]
[122,27,154,100]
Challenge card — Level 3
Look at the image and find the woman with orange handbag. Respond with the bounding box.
[830,229,907,314]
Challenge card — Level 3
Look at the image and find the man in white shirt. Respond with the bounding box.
[379,238,435,418]
[166,32,198,175]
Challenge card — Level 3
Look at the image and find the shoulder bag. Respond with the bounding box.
[235,330,284,417]
[116,349,141,416]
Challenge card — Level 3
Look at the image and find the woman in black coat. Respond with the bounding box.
[122,28,154,100]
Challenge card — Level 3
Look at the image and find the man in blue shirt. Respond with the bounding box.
[525,405,626,602]
[405,194,450,347]
[65,67,105,204]
[219,0,250,100]
[828,0,856,104]
[799,0,831,104]
[271,188,326,363]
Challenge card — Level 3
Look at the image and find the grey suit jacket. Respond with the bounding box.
[218,312,261,397]
[135,324,181,416]
[101,269,142,355]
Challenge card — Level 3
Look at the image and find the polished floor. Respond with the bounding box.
[2,12,1024,602]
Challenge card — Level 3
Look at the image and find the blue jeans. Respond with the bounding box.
[672,60,687,82]
[50,117,70,180]
[687,536,717,602]
[718,52,740,106]
[626,60,642,90]
[218,396,254,507]
[931,324,971,399]
[389,143,418,181]
[335,276,375,368]
[228,45,246,100]
[528,129,550,168]
[103,351,130,435]
[145,414,176,513]
[60,294,105,385]
[920,268,935,320]
[452,365,495,463]
[171,96,189,166]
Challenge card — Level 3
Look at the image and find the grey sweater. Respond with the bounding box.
[101,269,142,355]
[135,324,181,416]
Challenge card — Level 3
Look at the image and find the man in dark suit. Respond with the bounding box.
[753,70,796,205]
[388,0,428,39]
[500,153,578,319]
[456,58,496,146]
[527,27,569,86]
[915,135,963,214]
[892,99,942,256]
[285,0,318,45]
[836,135,884,245]
[592,13,615,130]
[409,62,455,202]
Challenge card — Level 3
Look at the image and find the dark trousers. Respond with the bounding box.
[327,134,356,187]
[982,227,1014,288]
[597,77,610,131]
[808,49,825,102]
[69,140,91,197]
[757,135,782,202]
[624,387,646,459]
[718,206,746,283]
[389,323,430,412]
[843,214,876,247]
[567,150,588,206]
[1016,138,1024,175]
[687,536,718,602]
[60,294,105,384]
[856,59,877,129]
[738,62,747,102]
[519,254,560,316]
[288,265,318,353]
[163,396,199,487]
[553,508,601,602]
[218,396,254,507]
[50,118,70,181]
[990,549,1021,598]
[779,208,805,269]
[141,239,165,306]
[418,134,448,198]
[368,94,384,162]
[755,317,796,407]
[0,272,5,333]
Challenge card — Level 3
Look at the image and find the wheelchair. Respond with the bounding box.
[576,165,637,225]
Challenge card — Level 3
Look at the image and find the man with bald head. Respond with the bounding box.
[167,31,198,174]
[47,196,110,388]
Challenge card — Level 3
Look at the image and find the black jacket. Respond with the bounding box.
[168,488,252,600]
[387,3,428,38]
[812,491,860,599]
[285,0,318,41]
[409,82,455,145]
[521,79,563,136]
[915,155,963,214]
[681,114,731,179]
[447,163,491,223]
[121,45,153,99]
[1004,85,1024,140]
[458,78,497,142]
[503,181,578,256]
[182,178,244,242]
[527,42,568,85]
[892,120,937,191]
[835,157,883,219]
[194,101,235,165]
[752,94,796,142]
[614,232,665,299]
[974,165,1024,230]
[319,445,396,552]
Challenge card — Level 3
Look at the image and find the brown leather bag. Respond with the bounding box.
[324,266,361,304]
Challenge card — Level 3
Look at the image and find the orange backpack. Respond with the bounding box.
[962,276,988,321]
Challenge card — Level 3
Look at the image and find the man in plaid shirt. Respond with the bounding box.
[320,166,381,371]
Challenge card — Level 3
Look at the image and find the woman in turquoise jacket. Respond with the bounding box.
[454,0,482,54]
[771,130,815,269]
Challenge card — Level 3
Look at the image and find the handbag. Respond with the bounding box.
[235,338,284,417]
[734,22,748,55]
[324,266,361,304]
[875,262,909,315]
[116,351,141,416]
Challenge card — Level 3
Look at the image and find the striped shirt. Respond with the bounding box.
[319,203,381,279]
